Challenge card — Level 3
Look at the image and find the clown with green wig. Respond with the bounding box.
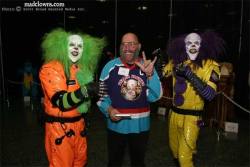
[39,28,106,167]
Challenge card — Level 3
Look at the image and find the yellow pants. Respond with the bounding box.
[168,110,200,167]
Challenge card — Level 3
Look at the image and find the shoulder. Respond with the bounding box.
[102,58,122,71]
[201,59,220,76]
[41,60,63,68]
[106,58,121,66]
[203,59,219,67]
[100,58,122,80]
[40,61,64,75]
[163,59,174,76]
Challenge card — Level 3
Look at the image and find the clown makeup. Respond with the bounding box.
[184,33,201,60]
[68,35,83,63]
[120,33,141,64]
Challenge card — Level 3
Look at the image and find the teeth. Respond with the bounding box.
[72,51,78,56]
[189,49,197,54]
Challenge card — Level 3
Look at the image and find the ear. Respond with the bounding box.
[138,43,142,51]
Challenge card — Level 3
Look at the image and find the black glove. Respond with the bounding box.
[174,63,191,78]
[174,63,217,101]
[174,63,206,90]
[83,81,107,98]
[85,82,98,97]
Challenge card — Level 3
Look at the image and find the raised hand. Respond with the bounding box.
[135,51,157,77]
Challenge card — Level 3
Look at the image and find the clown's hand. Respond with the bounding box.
[174,64,216,101]
[174,63,192,78]
[81,81,107,98]
[135,51,157,77]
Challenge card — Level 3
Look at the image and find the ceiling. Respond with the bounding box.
[0,0,249,65]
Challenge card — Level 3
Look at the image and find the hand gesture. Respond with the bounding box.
[135,51,157,77]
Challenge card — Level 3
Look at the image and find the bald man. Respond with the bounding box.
[97,33,162,167]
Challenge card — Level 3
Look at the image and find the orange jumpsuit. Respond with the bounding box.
[39,61,87,167]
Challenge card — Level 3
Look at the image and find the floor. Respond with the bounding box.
[1,97,249,167]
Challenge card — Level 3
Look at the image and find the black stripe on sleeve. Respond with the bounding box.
[51,90,67,106]
[67,92,76,107]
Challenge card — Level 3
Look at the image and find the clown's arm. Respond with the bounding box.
[50,83,98,111]
[40,67,100,112]
[175,63,219,101]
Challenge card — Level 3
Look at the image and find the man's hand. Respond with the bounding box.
[135,51,157,77]
[107,106,121,121]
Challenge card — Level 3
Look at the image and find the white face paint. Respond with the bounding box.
[68,35,83,63]
[184,33,201,60]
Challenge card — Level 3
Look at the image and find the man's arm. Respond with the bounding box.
[147,68,163,102]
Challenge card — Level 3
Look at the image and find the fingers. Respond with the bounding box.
[144,57,156,70]
[136,53,156,75]
[108,107,121,121]
[142,51,146,62]
[151,56,157,65]
[143,57,157,77]
[135,61,145,71]
[146,57,157,70]
[144,60,151,68]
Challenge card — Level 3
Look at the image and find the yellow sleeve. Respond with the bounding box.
[163,60,173,78]
[203,59,220,90]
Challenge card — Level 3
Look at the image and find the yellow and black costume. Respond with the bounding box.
[162,31,225,167]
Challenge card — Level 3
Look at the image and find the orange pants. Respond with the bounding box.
[45,119,87,167]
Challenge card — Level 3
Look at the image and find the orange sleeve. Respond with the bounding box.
[39,62,67,100]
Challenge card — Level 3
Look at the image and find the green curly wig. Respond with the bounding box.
[41,28,106,113]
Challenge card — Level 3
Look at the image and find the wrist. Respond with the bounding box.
[107,106,113,114]
[146,72,154,78]
[81,86,89,98]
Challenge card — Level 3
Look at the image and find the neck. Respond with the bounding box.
[120,57,136,65]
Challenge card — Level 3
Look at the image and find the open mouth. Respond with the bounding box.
[189,49,197,54]
[124,51,133,54]
[71,51,79,56]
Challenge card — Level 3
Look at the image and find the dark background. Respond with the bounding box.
[0,0,249,116]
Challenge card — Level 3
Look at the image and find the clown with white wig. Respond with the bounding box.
[39,28,106,167]
[162,31,225,167]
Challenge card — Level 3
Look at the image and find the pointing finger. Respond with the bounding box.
[142,51,147,62]
[151,56,157,65]
[135,61,145,71]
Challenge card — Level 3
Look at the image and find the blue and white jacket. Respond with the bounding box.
[97,57,162,134]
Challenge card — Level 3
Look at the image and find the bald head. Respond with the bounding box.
[121,33,139,43]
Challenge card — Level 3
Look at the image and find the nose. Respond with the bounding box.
[123,44,130,50]
[74,47,78,50]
